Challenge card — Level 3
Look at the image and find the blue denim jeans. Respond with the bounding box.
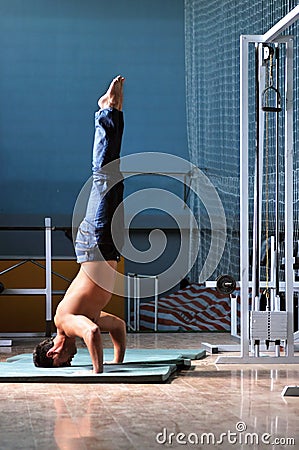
[75,108,124,263]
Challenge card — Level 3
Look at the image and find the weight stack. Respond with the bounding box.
[250,311,288,341]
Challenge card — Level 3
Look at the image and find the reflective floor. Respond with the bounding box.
[0,333,298,450]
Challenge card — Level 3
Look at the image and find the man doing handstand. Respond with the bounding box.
[33,76,126,373]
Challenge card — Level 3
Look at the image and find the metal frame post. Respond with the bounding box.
[284,37,294,356]
[126,273,159,332]
[239,34,251,360]
[45,217,52,337]
[127,274,131,330]
[154,276,159,331]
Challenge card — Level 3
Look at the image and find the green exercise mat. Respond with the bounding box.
[0,348,205,383]
[6,348,205,364]
[0,361,177,383]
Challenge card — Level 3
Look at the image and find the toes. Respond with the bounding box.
[113,75,121,84]
[114,75,125,84]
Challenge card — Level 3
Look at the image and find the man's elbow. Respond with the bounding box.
[117,318,126,333]
[110,316,126,334]
[84,324,101,343]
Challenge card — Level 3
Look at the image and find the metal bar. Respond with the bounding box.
[0,260,29,276]
[0,339,12,347]
[0,256,76,261]
[133,275,137,331]
[3,289,47,295]
[240,35,250,358]
[258,44,266,301]
[45,218,52,337]
[284,38,294,357]
[2,289,70,296]
[154,276,159,332]
[1,259,70,283]
[0,332,49,338]
[206,280,299,291]
[216,355,299,364]
[263,5,299,42]
[270,236,276,310]
[231,296,238,338]
[127,274,131,330]
[136,277,140,331]
[132,274,157,279]
[0,226,49,231]
[30,260,71,283]
[125,273,159,332]
[0,226,71,231]
[252,43,261,301]
[275,44,280,297]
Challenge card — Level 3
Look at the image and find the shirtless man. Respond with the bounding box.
[33,76,126,373]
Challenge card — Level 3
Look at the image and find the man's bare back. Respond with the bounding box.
[55,262,117,325]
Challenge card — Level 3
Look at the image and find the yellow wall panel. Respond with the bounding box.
[0,259,125,333]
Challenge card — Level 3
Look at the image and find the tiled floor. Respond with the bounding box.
[0,332,298,450]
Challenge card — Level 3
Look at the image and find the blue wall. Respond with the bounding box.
[0,0,187,227]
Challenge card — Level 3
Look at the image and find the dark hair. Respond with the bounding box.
[33,338,54,368]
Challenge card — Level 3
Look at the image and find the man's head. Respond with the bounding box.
[33,336,77,368]
[33,338,55,367]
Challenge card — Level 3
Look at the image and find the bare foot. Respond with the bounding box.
[98,75,125,111]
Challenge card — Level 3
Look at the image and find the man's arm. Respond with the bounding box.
[57,314,104,373]
[97,312,126,363]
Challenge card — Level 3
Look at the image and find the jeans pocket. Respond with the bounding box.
[75,220,97,250]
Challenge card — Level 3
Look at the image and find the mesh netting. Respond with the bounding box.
[185,0,299,282]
